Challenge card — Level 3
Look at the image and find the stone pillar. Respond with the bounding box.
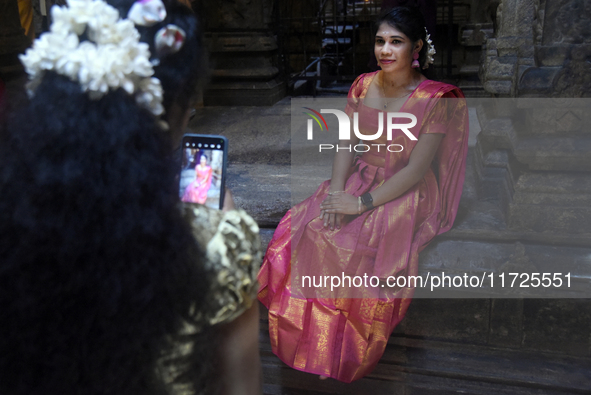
[475,0,591,245]
[458,0,497,96]
[475,97,591,237]
[521,0,591,96]
[479,0,537,96]
[201,0,285,106]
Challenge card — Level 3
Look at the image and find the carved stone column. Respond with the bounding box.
[458,0,497,96]
[479,0,537,96]
[201,0,285,106]
[520,0,591,96]
[475,0,591,243]
[475,97,591,237]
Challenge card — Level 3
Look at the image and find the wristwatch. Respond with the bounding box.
[360,192,374,210]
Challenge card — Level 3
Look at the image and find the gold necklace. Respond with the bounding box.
[380,74,413,109]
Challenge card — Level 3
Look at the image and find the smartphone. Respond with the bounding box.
[179,134,228,210]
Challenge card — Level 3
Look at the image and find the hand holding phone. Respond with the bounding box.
[179,134,228,210]
[222,189,236,212]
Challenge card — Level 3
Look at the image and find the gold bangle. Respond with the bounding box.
[328,190,344,196]
[358,196,362,215]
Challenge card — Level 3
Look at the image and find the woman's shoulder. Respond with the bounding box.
[348,71,379,98]
[181,204,262,326]
[353,71,380,84]
[351,70,379,86]
[419,79,465,98]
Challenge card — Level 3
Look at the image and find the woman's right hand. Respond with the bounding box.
[323,141,356,230]
[319,193,345,230]
[222,189,236,212]
[320,211,345,230]
[320,187,346,230]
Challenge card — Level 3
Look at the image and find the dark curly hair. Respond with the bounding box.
[375,6,429,71]
[0,2,216,394]
[110,0,208,138]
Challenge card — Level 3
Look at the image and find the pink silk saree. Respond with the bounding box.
[182,165,213,205]
[258,71,469,382]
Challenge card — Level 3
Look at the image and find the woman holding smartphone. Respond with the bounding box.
[0,0,261,394]
[258,6,469,382]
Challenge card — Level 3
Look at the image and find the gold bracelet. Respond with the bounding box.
[358,196,362,215]
[328,190,344,196]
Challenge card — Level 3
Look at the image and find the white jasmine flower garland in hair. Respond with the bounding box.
[19,0,164,116]
[423,27,436,69]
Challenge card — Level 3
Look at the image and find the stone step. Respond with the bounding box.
[227,164,290,228]
[460,64,481,76]
[258,305,591,394]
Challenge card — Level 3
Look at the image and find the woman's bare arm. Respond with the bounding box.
[328,142,357,192]
[320,137,358,229]
[214,190,262,394]
[320,133,444,215]
[216,303,262,395]
[370,133,443,207]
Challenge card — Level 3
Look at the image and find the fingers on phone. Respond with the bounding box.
[222,189,236,212]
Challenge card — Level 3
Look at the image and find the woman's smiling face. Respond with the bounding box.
[374,22,419,73]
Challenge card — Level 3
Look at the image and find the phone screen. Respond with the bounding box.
[179,134,228,210]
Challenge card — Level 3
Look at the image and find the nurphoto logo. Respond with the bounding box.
[304,107,418,152]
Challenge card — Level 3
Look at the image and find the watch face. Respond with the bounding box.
[361,193,373,210]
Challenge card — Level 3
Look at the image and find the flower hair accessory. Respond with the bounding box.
[127,0,166,27]
[423,27,436,69]
[153,24,186,65]
[19,0,164,116]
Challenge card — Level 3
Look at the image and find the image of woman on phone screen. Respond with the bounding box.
[181,153,213,204]
[258,6,469,383]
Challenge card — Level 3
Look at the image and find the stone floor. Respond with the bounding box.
[186,97,591,394]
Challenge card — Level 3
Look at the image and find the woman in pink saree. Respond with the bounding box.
[258,7,469,382]
[182,154,213,204]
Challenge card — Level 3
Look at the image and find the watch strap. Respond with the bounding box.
[360,192,374,210]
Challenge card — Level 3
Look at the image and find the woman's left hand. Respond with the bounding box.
[222,189,236,212]
[320,193,360,216]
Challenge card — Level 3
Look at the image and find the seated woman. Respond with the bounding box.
[258,6,469,383]
[0,0,261,394]
[182,154,214,204]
